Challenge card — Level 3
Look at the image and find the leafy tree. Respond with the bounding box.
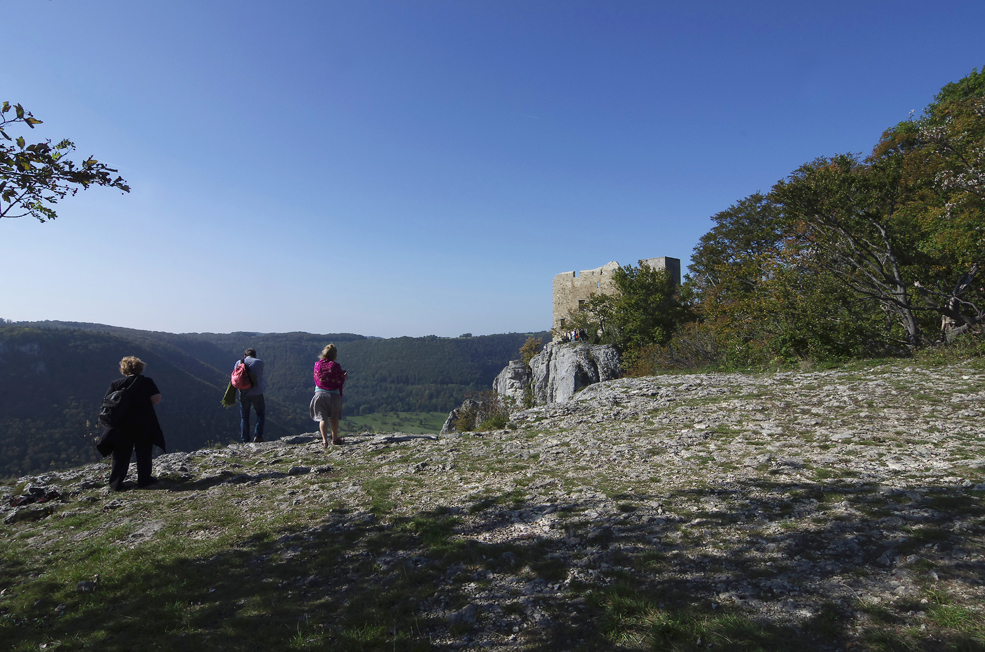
[565,261,689,369]
[772,68,985,348]
[925,67,985,115]
[673,67,985,367]
[907,85,985,340]
[687,193,799,362]
[519,336,543,365]
[551,293,615,345]
[688,192,787,306]
[692,220,884,364]
[610,262,688,354]
[771,153,929,347]
[1,102,130,222]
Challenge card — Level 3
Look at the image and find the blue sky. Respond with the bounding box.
[2,0,983,337]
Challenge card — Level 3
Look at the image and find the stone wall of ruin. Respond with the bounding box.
[551,257,680,332]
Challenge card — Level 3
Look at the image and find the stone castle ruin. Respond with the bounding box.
[552,257,681,332]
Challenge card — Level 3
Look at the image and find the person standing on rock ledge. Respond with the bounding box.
[97,356,166,491]
[310,343,347,446]
[235,348,266,443]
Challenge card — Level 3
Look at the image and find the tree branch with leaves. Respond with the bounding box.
[1,101,130,222]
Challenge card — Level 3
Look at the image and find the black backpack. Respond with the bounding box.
[98,376,139,428]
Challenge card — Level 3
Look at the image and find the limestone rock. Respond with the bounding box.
[528,342,620,404]
[5,362,985,651]
[441,399,479,435]
[492,360,532,406]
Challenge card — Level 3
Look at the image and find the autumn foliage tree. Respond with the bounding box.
[772,69,985,348]
[519,336,543,366]
[679,68,985,367]
[686,192,882,365]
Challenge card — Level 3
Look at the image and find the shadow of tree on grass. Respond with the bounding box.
[3,474,984,651]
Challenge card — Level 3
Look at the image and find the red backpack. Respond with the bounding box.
[231,362,254,390]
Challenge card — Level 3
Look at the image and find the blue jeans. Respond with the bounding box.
[240,394,266,442]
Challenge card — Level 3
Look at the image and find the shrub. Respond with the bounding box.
[627,322,724,375]
[519,337,544,365]
[477,414,509,430]
[914,328,985,364]
[453,390,510,432]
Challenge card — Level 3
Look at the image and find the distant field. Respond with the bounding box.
[339,411,448,435]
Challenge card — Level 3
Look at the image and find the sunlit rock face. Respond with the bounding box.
[492,360,532,406]
[528,342,620,405]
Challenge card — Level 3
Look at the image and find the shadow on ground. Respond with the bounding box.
[3,474,984,651]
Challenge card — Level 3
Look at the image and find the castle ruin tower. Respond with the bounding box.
[551,257,681,332]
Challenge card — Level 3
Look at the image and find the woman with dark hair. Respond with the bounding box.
[97,356,166,490]
[310,343,347,446]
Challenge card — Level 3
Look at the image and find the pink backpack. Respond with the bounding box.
[231,362,253,390]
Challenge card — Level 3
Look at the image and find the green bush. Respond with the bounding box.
[453,390,510,432]
[626,322,723,375]
[519,336,544,365]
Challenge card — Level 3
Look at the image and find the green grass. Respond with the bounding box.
[926,589,985,635]
[363,476,399,514]
[340,411,447,435]
[590,585,810,651]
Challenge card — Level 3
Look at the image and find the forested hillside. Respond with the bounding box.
[0,327,261,477]
[0,323,546,478]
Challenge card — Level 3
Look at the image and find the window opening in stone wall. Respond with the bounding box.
[578,300,586,311]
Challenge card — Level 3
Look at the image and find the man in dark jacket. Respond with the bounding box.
[235,348,265,443]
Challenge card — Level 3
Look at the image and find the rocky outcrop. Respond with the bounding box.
[3,363,985,650]
[491,360,532,406]
[440,398,479,434]
[528,342,620,404]
[485,342,621,416]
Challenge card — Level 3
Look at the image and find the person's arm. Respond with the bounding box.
[145,378,162,405]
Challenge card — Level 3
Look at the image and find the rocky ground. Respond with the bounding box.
[3,361,985,650]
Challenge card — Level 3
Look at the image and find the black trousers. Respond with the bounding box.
[108,440,153,490]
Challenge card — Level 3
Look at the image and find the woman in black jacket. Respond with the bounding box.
[97,356,166,491]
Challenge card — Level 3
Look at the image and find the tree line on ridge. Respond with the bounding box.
[0,323,546,477]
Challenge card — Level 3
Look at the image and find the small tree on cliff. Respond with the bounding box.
[519,336,543,366]
[1,102,130,222]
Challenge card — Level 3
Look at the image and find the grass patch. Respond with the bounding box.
[341,411,447,436]
[363,476,398,514]
[590,585,809,651]
[813,467,837,480]
[926,588,985,636]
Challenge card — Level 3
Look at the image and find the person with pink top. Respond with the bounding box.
[309,343,347,446]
